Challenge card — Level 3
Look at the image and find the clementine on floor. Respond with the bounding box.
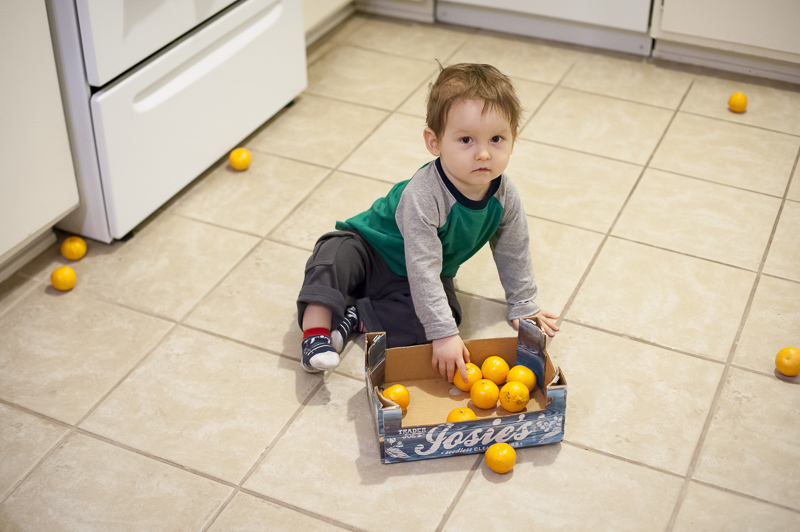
[775,346,800,376]
[51,266,76,291]
[229,147,251,170]
[485,442,516,474]
[728,92,747,112]
[60,236,87,260]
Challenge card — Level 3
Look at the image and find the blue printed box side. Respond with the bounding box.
[380,387,566,463]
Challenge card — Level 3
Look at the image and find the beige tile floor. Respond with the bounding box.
[2,14,800,531]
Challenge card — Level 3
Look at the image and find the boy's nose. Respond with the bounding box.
[476,147,490,160]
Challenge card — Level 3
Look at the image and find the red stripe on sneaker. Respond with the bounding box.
[303,327,331,339]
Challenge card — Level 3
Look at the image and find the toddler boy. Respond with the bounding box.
[296,63,558,381]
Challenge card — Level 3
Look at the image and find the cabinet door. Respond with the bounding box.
[660,0,800,55]
[0,0,78,263]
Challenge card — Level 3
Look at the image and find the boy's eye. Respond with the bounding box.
[491,136,504,143]
[459,137,472,144]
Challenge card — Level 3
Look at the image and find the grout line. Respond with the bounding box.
[664,140,800,532]
[74,322,180,427]
[199,378,331,531]
[553,84,684,111]
[0,276,43,321]
[235,489,370,532]
[562,439,800,517]
[175,236,264,324]
[559,318,727,365]
[560,440,685,480]
[178,322,299,362]
[677,109,800,138]
[513,136,644,168]
[688,478,800,515]
[301,90,404,114]
[1,318,177,505]
[166,213,268,239]
[607,235,763,273]
[245,145,337,173]
[516,60,580,138]
[555,79,694,330]
[434,454,484,532]
[631,165,789,200]
[760,270,800,286]
[73,427,240,488]
[263,98,399,243]
[0,431,73,505]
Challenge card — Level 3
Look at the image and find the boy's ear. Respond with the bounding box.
[423,127,441,157]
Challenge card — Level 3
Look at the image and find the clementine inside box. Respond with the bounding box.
[365,317,567,463]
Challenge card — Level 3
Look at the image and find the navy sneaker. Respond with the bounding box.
[301,334,340,373]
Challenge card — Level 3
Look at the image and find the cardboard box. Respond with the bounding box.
[365,317,567,463]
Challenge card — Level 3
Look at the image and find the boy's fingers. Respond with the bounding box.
[455,357,468,383]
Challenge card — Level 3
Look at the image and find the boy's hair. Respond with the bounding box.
[426,62,522,138]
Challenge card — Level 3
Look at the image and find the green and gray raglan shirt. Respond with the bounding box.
[336,158,539,341]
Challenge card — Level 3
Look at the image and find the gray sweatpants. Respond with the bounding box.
[297,230,461,348]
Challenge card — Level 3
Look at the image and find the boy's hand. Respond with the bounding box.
[432,334,470,383]
[512,310,560,337]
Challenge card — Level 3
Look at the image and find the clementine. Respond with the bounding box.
[485,442,516,474]
[481,356,509,385]
[728,92,747,113]
[446,407,477,423]
[382,384,410,411]
[229,148,251,170]
[51,266,76,291]
[775,346,800,377]
[499,381,530,413]
[60,236,87,260]
[454,362,482,392]
[506,365,536,392]
[470,379,499,410]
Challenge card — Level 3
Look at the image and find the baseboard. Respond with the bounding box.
[436,1,652,56]
[0,230,57,284]
[653,40,800,85]
[306,3,358,46]
[355,0,435,24]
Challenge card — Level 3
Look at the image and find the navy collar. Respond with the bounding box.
[435,158,501,211]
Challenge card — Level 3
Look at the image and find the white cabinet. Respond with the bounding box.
[0,0,79,278]
[652,0,800,83]
[436,0,653,55]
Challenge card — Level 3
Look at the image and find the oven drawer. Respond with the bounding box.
[90,0,306,239]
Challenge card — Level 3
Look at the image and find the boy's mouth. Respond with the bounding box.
[474,167,491,173]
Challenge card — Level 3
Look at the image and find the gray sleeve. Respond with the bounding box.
[490,177,540,321]
[396,176,460,341]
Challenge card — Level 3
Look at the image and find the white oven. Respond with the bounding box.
[48,0,307,242]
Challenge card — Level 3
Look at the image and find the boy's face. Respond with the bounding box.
[423,98,515,200]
